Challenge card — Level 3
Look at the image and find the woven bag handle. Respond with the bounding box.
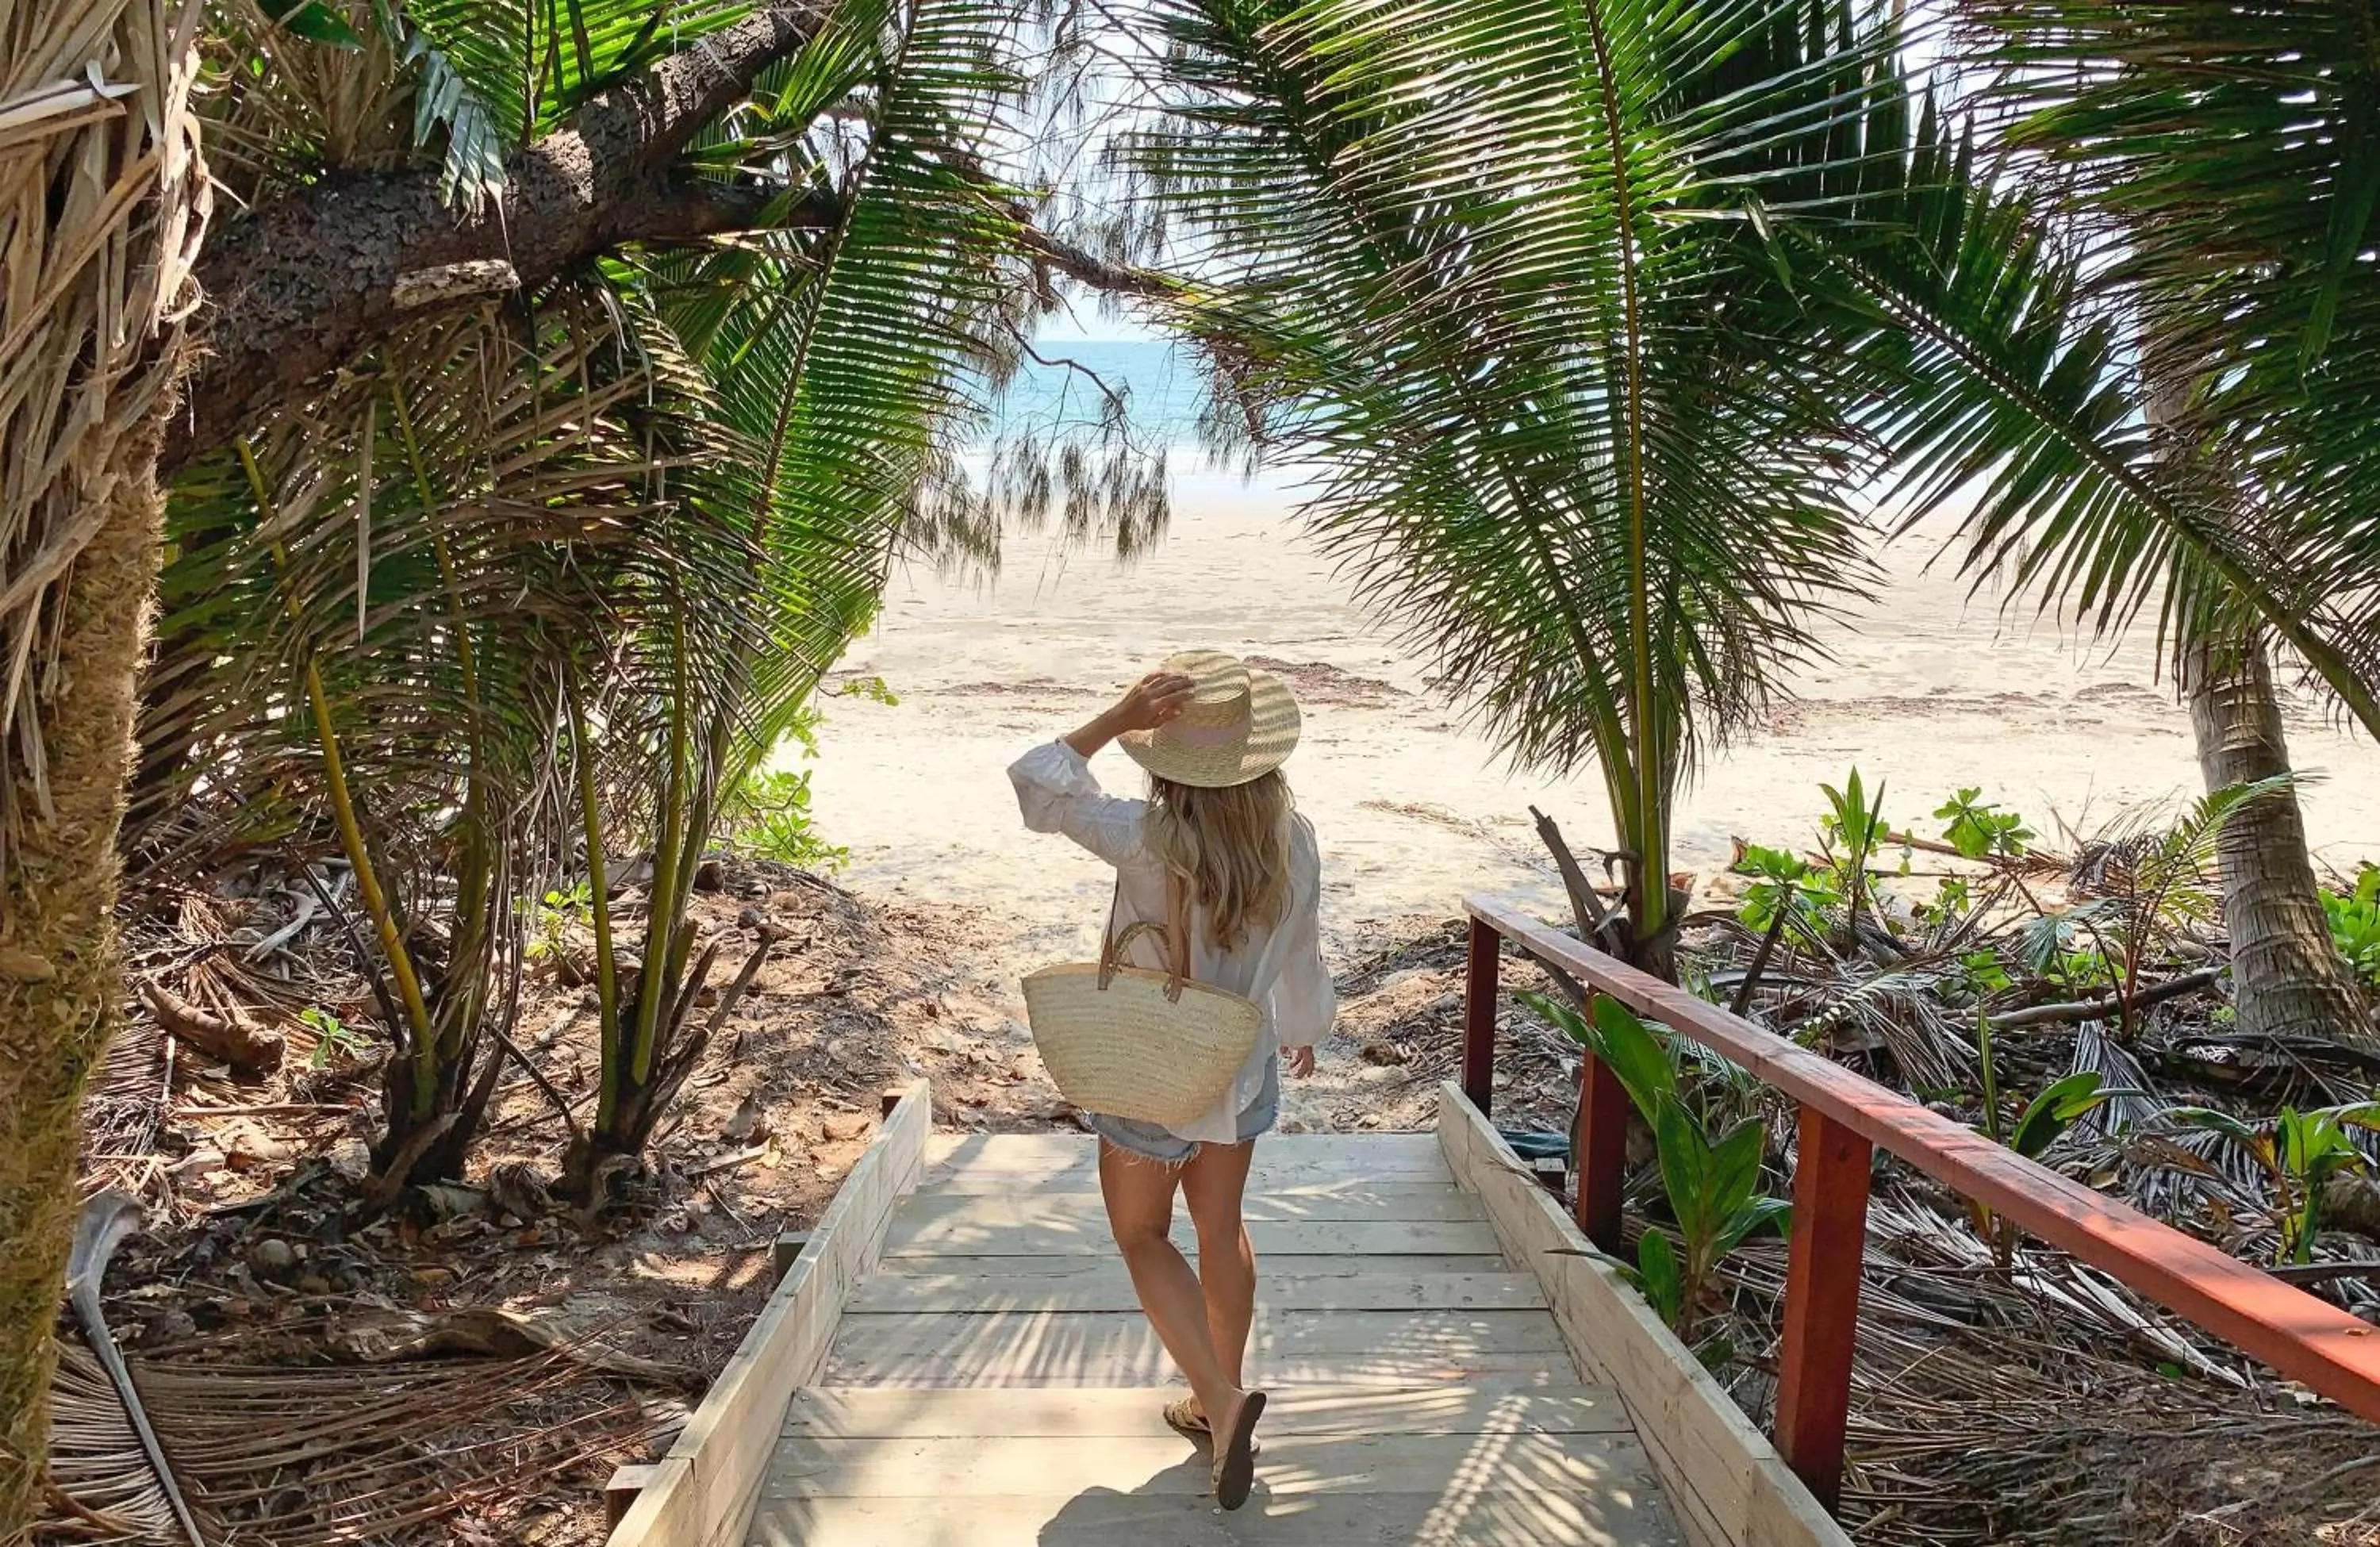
[1095,873,1192,1001]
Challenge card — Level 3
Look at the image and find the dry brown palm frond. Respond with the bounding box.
[0,0,209,873]
[1682,1189,2380,1545]
[44,1328,653,1544]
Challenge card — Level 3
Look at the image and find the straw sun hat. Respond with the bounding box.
[1117,650,1301,789]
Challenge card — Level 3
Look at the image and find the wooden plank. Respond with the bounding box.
[782,1384,1633,1439]
[927,1132,1449,1168]
[873,1252,1513,1280]
[747,1484,1682,1546]
[882,1217,1500,1258]
[1575,1045,1630,1253]
[1466,896,2380,1427]
[921,1133,1456,1189]
[1772,1107,1871,1514]
[758,1430,1657,1499]
[608,1457,695,1547]
[917,1171,1458,1197]
[897,1184,1488,1225]
[608,1464,660,1529]
[608,1078,931,1547]
[822,1307,1570,1388]
[1464,913,1499,1112]
[846,1269,1545,1315]
[1438,1081,1849,1547]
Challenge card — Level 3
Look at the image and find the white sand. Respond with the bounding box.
[806,478,2380,972]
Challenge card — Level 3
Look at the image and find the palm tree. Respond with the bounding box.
[138,0,1049,1197]
[1118,0,1928,976]
[2,0,1158,1513]
[1846,1,2380,1050]
[0,0,206,1522]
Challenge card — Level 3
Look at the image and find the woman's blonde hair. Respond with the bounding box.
[1146,770,1294,950]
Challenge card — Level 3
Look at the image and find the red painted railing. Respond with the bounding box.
[1461,895,2380,1514]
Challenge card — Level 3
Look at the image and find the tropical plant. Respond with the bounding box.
[2166,1102,2380,1266]
[1733,844,1841,944]
[124,0,1135,1207]
[720,769,848,870]
[2061,778,2290,1039]
[2320,869,2380,990]
[716,708,848,869]
[152,294,689,1188]
[1819,767,1898,950]
[1970,1013,2124,1268]
[301,1008,371,1071]
[1833,2,2380,1052]
[1119,0,1941,978]
[1522,991,1790,1349]
[1935,789,2036,862]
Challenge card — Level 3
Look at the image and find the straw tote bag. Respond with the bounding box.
[1023,875,1263,1128]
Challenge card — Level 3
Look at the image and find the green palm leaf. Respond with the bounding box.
[1125,0,1902,965]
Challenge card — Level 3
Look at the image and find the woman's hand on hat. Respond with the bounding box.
[1111,670,1196,733]
[1283,1045,1315,1079]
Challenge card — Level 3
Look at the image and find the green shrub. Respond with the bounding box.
[1522,990,1791,1352]
[2321,867,2380,986]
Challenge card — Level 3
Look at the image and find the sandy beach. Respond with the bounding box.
[806,474,2380,978]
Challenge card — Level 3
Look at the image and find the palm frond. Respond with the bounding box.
[1121,0,1909,949]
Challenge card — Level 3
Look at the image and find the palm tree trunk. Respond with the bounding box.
[0,432,168,1526]
[2183,634,2374,1054]
[0,0,204,1522]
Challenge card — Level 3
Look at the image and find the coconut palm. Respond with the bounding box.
[1838,0,2380,1050]
[1118,0,1928,975]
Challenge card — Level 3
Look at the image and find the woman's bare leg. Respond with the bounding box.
[1098,1141,1249,1438]
[1180,1138,1258,1398]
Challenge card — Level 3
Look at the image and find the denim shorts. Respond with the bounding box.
[1084,1056,1280,1165]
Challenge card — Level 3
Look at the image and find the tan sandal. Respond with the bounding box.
[1210,1389,1266,1511]
[1164,1395,1262,1457]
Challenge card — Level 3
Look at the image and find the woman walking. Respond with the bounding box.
[1008,650,1334,1511]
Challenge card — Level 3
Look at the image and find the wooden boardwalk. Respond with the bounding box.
[746,1130,1681,1545]
[608,1082,1841,1547]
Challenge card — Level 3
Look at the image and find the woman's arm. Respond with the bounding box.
[1009,670,1196,867]
[1064,670,1196,758]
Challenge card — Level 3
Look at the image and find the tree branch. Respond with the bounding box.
[165,0,1183,478]
[1989,966,2225,1029]
[1018,228,1177,299]
[167,3,835,477]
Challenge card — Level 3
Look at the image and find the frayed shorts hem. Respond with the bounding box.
[1082,1065,1280,1166]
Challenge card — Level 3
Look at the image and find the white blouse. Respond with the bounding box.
[1008,740,1336,1146]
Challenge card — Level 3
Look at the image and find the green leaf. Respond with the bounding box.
[1636,1230,1683,1326]
[1654,1098,1713,1239]
[1714,1195,1793,1257]
[259,0,364,47]
[1706,1116,1767,1223]
[1591,995,1678,1127]
[2009,1071,2108,1159]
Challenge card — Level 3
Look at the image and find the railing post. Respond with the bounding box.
[1572,1001,1627,1253]
[1462,916,1499,1114]
[1775,1105,1872,1514]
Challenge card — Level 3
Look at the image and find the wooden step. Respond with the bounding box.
[881,1217,1502,1259]
[747,1487,1682,1546]
[847,1269,1545,1315]
[745,1421,1679,1545]
[822,1308,1579,1388]
[781,1384,1633,1439]
[900,1184,1488,1223]
[873,1252,1514,1280]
